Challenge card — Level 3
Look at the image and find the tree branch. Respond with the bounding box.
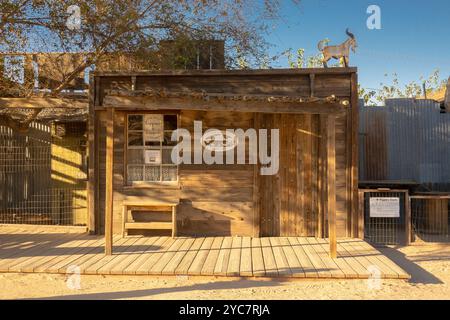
[50,0,162,95]
[0,108,42,133]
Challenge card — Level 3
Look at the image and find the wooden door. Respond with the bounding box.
[259,114,321,236]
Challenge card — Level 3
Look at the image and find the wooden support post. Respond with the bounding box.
[358,190,365,239]
[327,115,337,258]
[350,72,359,238]
[405,191,411,245]
[172,205,177,238]
[105,107,114,255]
[318,114,328,238]
[122,205,127,238]
[253,113,261,238]
[87,74,96,233]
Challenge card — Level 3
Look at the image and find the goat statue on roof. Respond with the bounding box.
[318,29,357,68]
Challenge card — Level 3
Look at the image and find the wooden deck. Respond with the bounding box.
[0,227,409,279]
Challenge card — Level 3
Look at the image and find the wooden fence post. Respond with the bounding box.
[405,191,411,245]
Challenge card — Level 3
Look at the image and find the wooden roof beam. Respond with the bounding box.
[0,97,87,109]
[102,95,348,115]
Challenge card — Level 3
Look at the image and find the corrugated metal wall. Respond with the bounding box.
[359,99,450,191]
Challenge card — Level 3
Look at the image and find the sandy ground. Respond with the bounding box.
[0,242,449,300]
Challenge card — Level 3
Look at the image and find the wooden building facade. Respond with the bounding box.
[89,68,359,256]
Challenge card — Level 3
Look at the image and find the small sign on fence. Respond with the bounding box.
[369,197,400,218]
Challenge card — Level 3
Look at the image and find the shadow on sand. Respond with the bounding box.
[378,247,443,284]
[28,279,283,300]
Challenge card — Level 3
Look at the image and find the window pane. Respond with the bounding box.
[144,149,161,164]
[164,115,177,130]
[128,165,143,182]
[145,140,160,147]
[163,131,177,146]
[127,149,143,164]
[143,114,163,145]
[144,166,160,181]
[162,148,175,164]
[128,115,143,130]
[128,132,143,146]
[162,166,177,181]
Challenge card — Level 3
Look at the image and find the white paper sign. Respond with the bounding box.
[144,150,161,164]
[369,197,400,218]
[143,114,163,142]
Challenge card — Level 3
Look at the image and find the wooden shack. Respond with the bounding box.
[89,68,359,256]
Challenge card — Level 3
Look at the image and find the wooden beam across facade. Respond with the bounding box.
[0,97,87,109]
[102,95,348,115]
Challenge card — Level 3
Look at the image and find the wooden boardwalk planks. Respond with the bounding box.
[0,233,87,272]
[97,237,147,274]
[151,238,188,275]
[251,237,265,276]
[200,237,223,276]
[260,237,278,277]
[28,235,96,273]
[239,236,253,276]
[287,237,317,277]
[295,237,331,278]
[135,237,175,275]
[226,237,242,276]
[47,237,107,274]
[213,237,233,276]
[188,237,214,275]
[0,228,409,279]
[304,237,344,278]
[278,237,305,278]
[316,238,358,278]
[175,237,205,275]
[336,240,371,278]
[122,236,163,275]
[163,238,196,275]
[269,237,292,277]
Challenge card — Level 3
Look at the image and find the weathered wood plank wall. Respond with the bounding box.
[90,69,358,238]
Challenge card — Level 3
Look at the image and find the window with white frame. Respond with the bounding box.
[127,113,178,183]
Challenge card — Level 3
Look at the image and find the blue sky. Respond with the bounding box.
[266,0,450,90]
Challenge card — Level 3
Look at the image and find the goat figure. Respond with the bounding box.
[318,29,357,68]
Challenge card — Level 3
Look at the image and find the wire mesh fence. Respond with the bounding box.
[411,197,449,242]
[0,121,87,226]
[363,191,407,246]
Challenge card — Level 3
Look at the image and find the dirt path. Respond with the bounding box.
[0,243,448,300]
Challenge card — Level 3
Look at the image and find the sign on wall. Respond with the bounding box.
[369,197,400,218]
[144,150,162,164]
[143,114,163,142]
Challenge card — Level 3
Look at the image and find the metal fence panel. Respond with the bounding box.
[0,121,87,226]
[363,191,407,246]
[411,198,449,242]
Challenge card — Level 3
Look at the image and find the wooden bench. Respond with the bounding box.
[122,201,178,238]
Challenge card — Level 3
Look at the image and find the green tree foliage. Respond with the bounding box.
[359,69,447,105]
[0,0,300,94]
